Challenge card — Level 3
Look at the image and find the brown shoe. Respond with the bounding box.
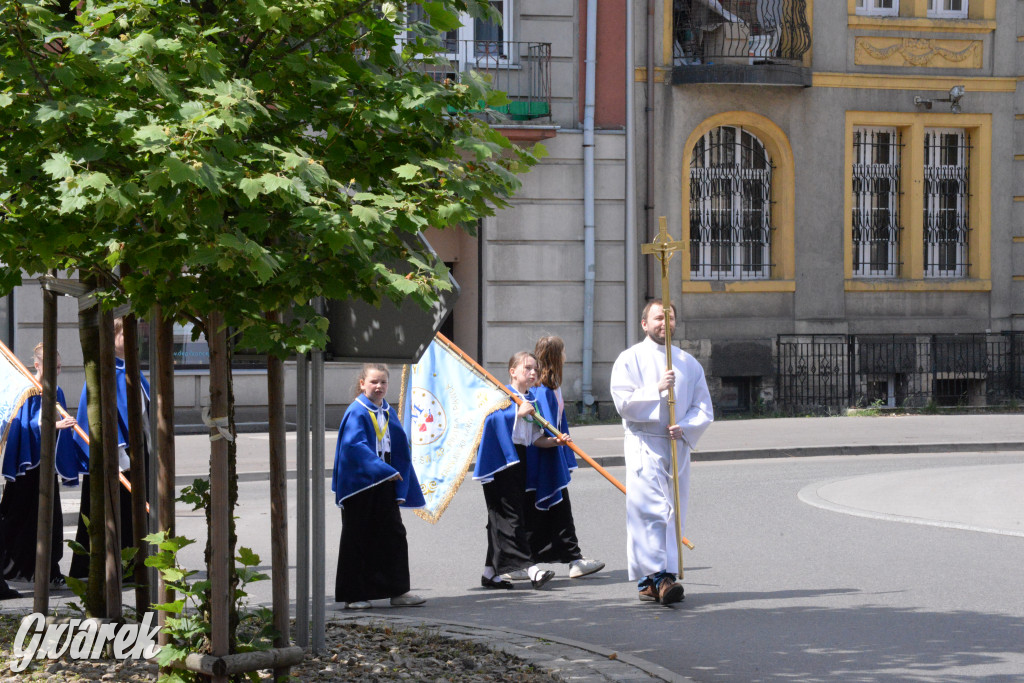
[656,578,684,605]
[638,585,658,602]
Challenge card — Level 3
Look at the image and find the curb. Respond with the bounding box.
[328,612,693,682]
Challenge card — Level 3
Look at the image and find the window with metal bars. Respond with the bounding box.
[923,128,970,278]
[689,126,773,280]
[852,127,902,277]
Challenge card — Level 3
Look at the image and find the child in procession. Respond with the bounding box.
[523,335,605,579]
[332,363,426,610]
[0,343,79,587]
[474,351,567,590]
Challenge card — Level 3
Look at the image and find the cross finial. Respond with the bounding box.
[641,216,686,267]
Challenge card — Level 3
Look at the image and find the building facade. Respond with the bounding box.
[5,1,1023,420]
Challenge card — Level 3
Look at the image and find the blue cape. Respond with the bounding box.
[472,385,532,483]
[332,396,425,509]
[1,387,80,485]
[71,357,151,475]
[524,384,576,510]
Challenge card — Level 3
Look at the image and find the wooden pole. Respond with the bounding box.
[33,275,58,613]
[122,312,150,611]
[153,309,176,653]
[76,282,105,617]
[207,311,231,683]
[642,216,688,578]
[99,309,122,617]
[265,311,291,679]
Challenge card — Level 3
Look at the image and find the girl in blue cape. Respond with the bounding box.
[0,343,79,586]
[332,364,426,610]
[524,336,604,580]
[474,351,568,590]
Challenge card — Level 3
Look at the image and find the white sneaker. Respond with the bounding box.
[569,558,605,579]
[390,592,426,607]
[345,601,372,610]
[498,569,529,581]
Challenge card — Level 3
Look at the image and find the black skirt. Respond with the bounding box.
[335,480,411,603]
[524,487,583,564]
[481,449,533,574]
[0,467,63,581]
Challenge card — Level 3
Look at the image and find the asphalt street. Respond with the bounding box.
[5,414,1024,681]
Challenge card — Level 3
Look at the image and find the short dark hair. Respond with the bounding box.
[641,299,677,323]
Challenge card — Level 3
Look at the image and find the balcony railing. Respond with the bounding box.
[413,40,552,122]
[673,0,811,85]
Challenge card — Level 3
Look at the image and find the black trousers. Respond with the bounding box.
[0,467,63,581]
[524,488,583,564]
[335,480,410,603]
[481,453,533,575]
[69,472,140,580]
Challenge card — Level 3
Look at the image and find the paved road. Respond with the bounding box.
[5,414,1024,681]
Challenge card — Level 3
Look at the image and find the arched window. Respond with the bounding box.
[689,126,774,280]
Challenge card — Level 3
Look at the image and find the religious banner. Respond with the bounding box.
[0,342,41,455]
[400,335,508,523]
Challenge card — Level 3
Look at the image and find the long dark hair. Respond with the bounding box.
[534,336,564,389]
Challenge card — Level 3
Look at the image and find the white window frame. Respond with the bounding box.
[856,0,899,16]
[928,0,968,18]
[404,1,513,70]
[923,128,969,278]
[852,126,901,278]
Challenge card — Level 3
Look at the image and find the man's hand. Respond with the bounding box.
[668,424,683,440]
[56,416,77,430]
[658,369,676,393]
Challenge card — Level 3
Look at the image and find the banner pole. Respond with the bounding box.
[432,332,694,551]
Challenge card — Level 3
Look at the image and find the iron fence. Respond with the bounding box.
[776,333,1024,414]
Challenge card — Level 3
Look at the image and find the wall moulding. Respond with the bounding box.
[854,37,982,69]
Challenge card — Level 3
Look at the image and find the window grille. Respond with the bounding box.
[923,128,970,278]
[690,126,774,280]
[852,127,902,277]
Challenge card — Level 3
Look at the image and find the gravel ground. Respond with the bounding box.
[0,615,562,682]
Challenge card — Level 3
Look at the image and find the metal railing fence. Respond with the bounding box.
[776,333,1024,414]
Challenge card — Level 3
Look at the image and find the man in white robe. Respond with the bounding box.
[610,300,713,604]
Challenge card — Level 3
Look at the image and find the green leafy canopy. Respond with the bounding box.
[0,0,539,355]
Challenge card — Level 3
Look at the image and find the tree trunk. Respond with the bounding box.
[153,308,176,649]
[99,309,122,618]
[77,278,106,618]
[206,312,231,683]
[266,311,291,679]
[33,274,58,613]
[123,312,150,612]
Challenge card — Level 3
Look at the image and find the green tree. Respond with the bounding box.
[1,0,539,637]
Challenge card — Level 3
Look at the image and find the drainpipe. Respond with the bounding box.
[645,0,656,299]
[581,0,598,412]
[624,0,638,345]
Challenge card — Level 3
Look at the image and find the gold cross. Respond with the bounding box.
[640,215,690,578]
[642,216,685,283]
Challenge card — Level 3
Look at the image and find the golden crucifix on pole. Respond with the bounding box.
[641,216,691,578]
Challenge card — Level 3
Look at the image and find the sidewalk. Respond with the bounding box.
[174,412,1024,483]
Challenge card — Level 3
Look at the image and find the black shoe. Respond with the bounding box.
[481,575,514,590]
[0,585,20,600]
[531,569,555,590]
